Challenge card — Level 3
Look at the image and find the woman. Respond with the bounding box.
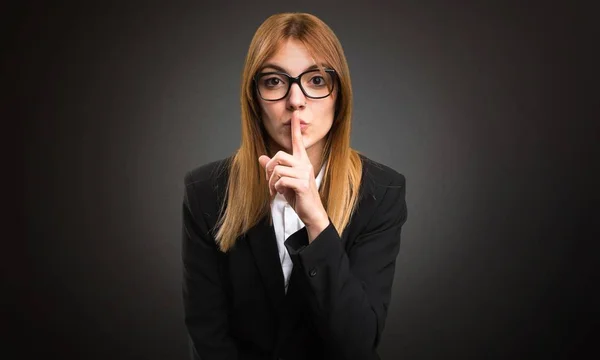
[182,12,407,360]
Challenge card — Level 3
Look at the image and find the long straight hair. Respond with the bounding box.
[214,12,363,252]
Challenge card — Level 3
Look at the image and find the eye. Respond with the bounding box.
[261,75,287,88]
[308,74,327,86]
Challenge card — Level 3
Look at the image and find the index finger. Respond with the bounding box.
[291,111,307,159]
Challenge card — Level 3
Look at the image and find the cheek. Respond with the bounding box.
[259,103,283,125]
[317,100,336,126]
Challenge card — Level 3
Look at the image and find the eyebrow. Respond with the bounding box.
[259,63,325,74]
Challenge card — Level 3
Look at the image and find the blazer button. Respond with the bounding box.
[309,268,317,277]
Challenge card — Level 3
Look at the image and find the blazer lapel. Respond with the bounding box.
[245,214,286,311]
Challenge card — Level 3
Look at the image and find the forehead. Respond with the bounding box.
[261,38,322,75]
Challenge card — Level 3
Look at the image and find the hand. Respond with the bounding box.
[258,112,330,242]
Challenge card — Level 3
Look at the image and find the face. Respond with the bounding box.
[256,38,336,157]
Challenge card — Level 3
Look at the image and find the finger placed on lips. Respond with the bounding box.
[290,113,308,159]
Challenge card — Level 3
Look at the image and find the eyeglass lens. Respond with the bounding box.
[256,70,334,100]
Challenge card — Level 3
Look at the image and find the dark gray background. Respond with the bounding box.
[15,1,596,359]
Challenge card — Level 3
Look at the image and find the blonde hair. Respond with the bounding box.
[214,12,363,252]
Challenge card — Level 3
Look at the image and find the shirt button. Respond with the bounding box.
[309,268,317,277]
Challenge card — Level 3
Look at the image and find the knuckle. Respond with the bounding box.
[274,166,285,179]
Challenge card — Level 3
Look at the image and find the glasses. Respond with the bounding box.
[254,68,337,101]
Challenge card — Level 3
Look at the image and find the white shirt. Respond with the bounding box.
[271,163,326,294]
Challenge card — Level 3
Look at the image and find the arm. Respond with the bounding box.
[182,172,238,360]
[284,174,408,360]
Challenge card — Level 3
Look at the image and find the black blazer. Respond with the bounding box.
[182,154,408,360]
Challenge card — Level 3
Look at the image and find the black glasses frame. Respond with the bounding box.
[253,68,337,101]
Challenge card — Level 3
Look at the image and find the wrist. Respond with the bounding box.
[306,213,330,243]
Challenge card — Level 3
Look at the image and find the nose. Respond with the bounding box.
[286,82,306,110]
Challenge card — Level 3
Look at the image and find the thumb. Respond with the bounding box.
[258,155,270,170]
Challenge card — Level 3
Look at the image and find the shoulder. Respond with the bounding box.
[182,155,234,228]
[357,153,407,222]
[184,155,234,192]
[340,152,407,240]
[358,153,406,193]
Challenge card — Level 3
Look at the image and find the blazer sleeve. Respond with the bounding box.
[284,173,407,360]
[182,172,238,360]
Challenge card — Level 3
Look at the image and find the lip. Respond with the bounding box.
[283,120,308,126]
[283,122,309,131]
